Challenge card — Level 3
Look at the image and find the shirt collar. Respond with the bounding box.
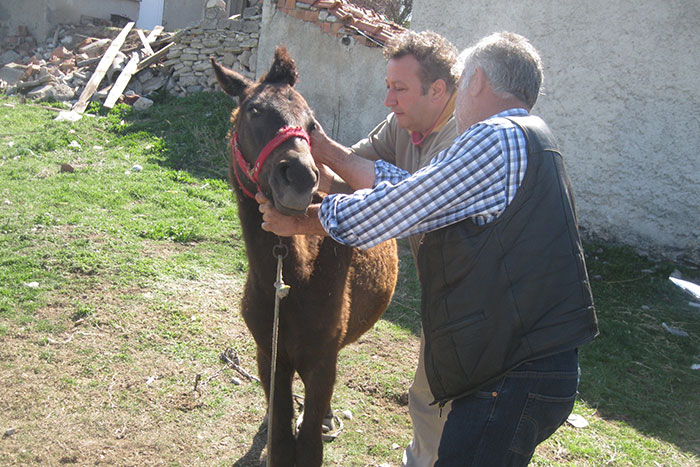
[486,107,530,120]
[410,91,457,147]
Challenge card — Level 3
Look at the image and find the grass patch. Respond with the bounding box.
[0,94,698,466]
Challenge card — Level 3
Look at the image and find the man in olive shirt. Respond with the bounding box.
[311,30,459,467]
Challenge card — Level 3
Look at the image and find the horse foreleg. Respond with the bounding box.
[295,354,338,467]
[257,347,296,467]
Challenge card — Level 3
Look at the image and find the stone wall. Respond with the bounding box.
[164,0,261,96]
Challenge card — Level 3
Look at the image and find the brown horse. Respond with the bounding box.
[211,47,398,466]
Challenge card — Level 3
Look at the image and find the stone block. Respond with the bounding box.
[202,18,218,29]
[205,0,226,19]
[239,50,251,67]
[194,60,211,72]
[0,50,20,67]
[141,75,168,94]
[202,38,222,48]
[186,85,204,93]
[243,6,260,18]
[167,47,182,59]
[242,21,259,33]
[178,75,199,87]
[249,52,257,73]
[222,53,235,67]
[133,97,154,110]
[27,82,74,102]
[0,64,26,86]
[229,19,245,31]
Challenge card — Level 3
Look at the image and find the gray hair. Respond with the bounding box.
[458,32,543,109]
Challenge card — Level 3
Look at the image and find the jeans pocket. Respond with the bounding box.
[509,391,577,456]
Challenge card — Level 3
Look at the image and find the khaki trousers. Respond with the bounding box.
[402,331,452,467]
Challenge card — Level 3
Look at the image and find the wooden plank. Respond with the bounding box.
[72,21,135,114]
[136,42,173,72]
[137,29,154,56]
[145,25,164,43]
[122,26,164,54]
[103,52,139,109]
[150,28,184,49]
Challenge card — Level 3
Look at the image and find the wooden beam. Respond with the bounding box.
[72,21,135,114]
[137,29,154,56]
[145,25,164,43]
[103,52,139,109]
[122,25,165,54]
[136,42,173,72]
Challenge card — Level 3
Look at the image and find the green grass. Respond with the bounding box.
[0,93,698,466]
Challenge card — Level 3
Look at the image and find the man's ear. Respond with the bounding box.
[468,67,486,97]
[429,79,447,101]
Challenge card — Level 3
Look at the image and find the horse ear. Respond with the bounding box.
[211,57,252,98]
[260,46,298,87]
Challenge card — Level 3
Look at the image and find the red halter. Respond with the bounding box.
[231,126,311,199]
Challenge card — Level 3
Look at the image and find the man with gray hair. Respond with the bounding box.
[257,31,599,465]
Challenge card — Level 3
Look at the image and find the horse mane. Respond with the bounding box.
[260,46,298,87]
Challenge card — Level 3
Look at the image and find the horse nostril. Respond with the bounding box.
[279,163,290,183]
[277,160,317,190]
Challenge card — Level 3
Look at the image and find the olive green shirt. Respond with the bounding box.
[350,100,458,261]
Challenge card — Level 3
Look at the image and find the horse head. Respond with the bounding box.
[211,46,319,216]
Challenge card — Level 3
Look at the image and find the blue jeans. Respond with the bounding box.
[435,349,579,467]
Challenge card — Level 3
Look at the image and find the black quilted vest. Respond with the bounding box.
[417,115,598,404]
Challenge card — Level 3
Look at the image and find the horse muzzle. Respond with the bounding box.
[269,151,319,216]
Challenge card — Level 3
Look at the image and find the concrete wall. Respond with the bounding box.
[257,0,390,145]
[0,0,139,41]
[49,0,140,25]
[0,0,50,41]
[0,0,205,42]
[412,0,700,261]
[162,0,207,30]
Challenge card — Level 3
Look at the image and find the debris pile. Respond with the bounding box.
[0,19,179,112]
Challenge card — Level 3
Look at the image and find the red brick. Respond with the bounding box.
[305,10,319,21]
[330,22,343,35]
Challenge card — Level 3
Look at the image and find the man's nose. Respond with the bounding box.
[384,89,396,107]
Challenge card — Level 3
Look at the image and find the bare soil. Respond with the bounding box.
[0,242,418,466]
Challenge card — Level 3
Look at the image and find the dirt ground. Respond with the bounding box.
[0,259,418,466]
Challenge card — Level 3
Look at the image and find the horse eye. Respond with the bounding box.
[247,104,261,116]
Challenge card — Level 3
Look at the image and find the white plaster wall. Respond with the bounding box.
[49,0,140,29]
[162,0,206,30]
[0,0,50,40]
[412,0,700,261]
[258,0,389,146]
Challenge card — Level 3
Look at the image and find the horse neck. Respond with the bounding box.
[234,189,320,284]
[235,191,278,262]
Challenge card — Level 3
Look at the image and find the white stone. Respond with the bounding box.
[133,97,154,110]
[55,110,82,122]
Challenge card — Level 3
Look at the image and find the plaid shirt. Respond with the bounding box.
[319,108,530,249]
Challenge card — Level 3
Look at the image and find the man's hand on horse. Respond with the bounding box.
[255,192,327,237]
[256,192,297,236]
[309,118,334,165]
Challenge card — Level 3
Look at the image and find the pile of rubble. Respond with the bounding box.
[0,19,179,113]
